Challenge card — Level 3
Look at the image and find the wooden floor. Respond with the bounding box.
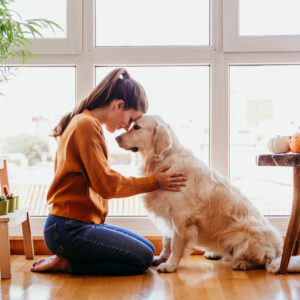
[1,255,300,300]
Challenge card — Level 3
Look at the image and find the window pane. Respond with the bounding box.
[239,0,300,36]
[230,65,300,215]
[95,0,210,46]
[0,67,75,216]
[9,0,66,38]
[96,66,209,215]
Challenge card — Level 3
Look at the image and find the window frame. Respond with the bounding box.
[1,0,292,236]
[24,0,82,54]
[8,215,290,237]
[223,0,300,52]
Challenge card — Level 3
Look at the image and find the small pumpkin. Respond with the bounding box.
[267,135,290,154]
[289,133,300,153]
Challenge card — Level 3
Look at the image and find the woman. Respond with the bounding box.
[31,68,186,275]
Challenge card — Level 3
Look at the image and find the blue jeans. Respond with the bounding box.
[43,214,155,275]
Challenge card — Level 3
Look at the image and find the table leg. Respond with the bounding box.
[21,212,34,259]
[292,229,300,256]
[0,223,11,279]
[279,166,300,274]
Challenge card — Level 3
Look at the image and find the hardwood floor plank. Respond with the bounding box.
[1,255,300,300]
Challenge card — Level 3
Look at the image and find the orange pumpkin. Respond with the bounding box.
[289,133,300,153]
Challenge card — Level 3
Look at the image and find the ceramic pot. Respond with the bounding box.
[8,197,15,213]
[15,195,19,210]
[0,200,8,215]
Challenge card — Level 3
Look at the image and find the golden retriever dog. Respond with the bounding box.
[116,115,300,273]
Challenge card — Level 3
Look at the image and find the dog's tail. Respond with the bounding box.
[266,255,300,273]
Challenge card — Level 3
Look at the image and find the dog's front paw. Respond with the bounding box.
[152,255,167,266]
[231,260,254,271]
[157,262,177,273]
[266,258,280,274]
[204,252,222,260]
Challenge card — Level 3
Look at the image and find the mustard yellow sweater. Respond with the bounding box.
[47,109,158,224]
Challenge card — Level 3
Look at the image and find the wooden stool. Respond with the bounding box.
[0,208,34,279]
[257,153,300,274]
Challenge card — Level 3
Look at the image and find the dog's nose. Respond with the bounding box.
[115,136,122,144]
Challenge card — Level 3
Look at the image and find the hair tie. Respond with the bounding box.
[122,72,131,80]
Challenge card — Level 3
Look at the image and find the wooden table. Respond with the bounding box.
[0,208,34,279]
[257,153,300,274]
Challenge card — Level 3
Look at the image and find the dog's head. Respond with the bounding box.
[115,115,172,157]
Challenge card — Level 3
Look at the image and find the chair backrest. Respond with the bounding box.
[0,157,9,194]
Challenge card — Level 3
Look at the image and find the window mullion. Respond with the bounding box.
[76,59,94,104]
[210,56,230,178]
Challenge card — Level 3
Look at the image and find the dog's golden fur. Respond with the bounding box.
[117,115,300,273]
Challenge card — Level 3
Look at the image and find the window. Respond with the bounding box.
[2,0,296,236]
[7,0,82,54]
[230,65,300,215]
[223,0,300,51]
[95,0,210,46]
[0,67,75,216]
[10,0,67,38]
[239,0,300,36]
[96,66,210,215]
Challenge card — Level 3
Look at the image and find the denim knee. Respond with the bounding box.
[137,247,154,272]
[43,222,65,257]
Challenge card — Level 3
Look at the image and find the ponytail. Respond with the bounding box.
[51,68,147,139]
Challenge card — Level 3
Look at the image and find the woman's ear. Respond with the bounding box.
[154,124,172,155]
[114,99,125,110]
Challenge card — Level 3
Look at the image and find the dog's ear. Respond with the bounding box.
[154,124,172,155]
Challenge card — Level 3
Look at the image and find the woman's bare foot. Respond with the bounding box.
[31,255,71,273]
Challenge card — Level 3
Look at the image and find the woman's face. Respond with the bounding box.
[105,100,144,133]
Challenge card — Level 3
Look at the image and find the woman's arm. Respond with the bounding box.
[73,118,184,199]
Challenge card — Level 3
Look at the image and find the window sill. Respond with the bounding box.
[8,215,290,237]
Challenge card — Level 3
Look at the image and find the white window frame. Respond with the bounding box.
[2,0,292,236]
[26,0,82,54]
[223,0,300,52]
[9,215,290,237]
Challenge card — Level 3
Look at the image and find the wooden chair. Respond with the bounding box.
[257,153,300,274]
[0,155,9,194]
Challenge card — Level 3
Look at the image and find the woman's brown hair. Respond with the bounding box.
[51,68,148,138]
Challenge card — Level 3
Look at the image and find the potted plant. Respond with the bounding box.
[3,185,15,213]
[0,194,8,215]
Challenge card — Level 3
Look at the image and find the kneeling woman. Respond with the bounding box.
[31,68,186,275]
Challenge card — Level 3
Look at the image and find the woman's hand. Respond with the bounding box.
[153,166,186,192]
